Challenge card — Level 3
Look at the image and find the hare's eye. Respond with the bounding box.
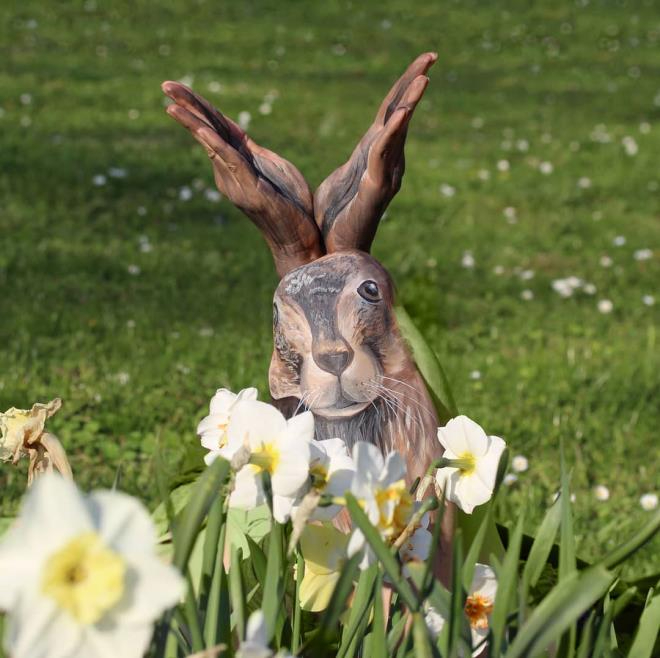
[273,303,279,326]
[357,280,380,303]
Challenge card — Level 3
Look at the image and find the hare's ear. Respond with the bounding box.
[314,53,436,253]
[162,81,324,277]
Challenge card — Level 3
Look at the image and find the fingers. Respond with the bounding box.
[376,51,437,123]
[165,104,253,179]
[162,81,238,146]
[366,107,409,184]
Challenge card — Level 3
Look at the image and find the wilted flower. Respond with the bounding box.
[633,248,653,261]
[597,299,613,314]
[298,524,348,611]
[0,399,72,485]
[539,161,554,175]
[424,604,446,638]
[197,387,258,465]
[503,473,518,486]
[435,415,506,514]
[461,251,475,269]
[0,475,183,658]
[642,295,655,306]
[224,400,314,523]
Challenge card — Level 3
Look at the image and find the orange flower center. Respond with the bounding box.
[465,593,493,629]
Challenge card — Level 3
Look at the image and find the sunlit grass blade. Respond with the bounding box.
[412,611,435,658]
[345,493,418,611]
[203,521,230,647]
[627,588,660,658]
[490,514,524,657]
[395,304,459,422]
[245,534,267,583]
[173,457,231,572]
[364,572,387,658]
[506,565,614,658]
[199,494,226,633]
[261,520,283,642]
[229,544,245,640]
[522,498,561,591]
[445,528,469,658]
[599,511,660,571]
[462,504,491,592]
[558,446,576,581]
[337,564,378,658]
[576,610,596,658]
[291,550,304,655]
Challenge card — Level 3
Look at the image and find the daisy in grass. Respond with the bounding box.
[0,475,183,658]
[435,415,507,513]
[197,387,258,465]
[347,442,431,570]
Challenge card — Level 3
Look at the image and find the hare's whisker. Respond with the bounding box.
[375,377,437,420]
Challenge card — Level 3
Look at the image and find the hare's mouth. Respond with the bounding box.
[313,395,371,419]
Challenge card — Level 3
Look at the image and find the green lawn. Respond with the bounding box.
[1,0,658,576]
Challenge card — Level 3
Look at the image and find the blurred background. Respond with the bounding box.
[1,0,658,574]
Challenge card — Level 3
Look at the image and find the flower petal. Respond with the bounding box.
[438,415,489,458]
[229,467,265,509]
[474,436,506,491]
[87,491,156,558]
[227,400,287,449]
[299,570,340,612]
[300,525,348,575]
[284,411,315,443]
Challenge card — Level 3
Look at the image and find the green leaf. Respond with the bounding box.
[462,504,491,592]
[345,493,419,611]
[199,494,226,618]
[245,534,267,583]
[522,498,561,590]
[446,528,470,658]
[558,448,576,581]
[490,514,524,657]
[261,520,283,642]
[337,564,378,658]
[599,511,660,571]
[627,589,660,658]
[395,305,458,422]
[202,513,230,648]
[366,571,388,658]
[412,611,434,658]
[173,457,231,573]
[229,544,246,640]
[387,612,409,656]
[291,551,304,655]
[576,610,596,658]
[506,565,614,658]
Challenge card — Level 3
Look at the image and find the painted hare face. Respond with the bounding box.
[271,252,395,419]
[162,51,446,480]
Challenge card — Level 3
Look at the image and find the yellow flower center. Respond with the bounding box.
[41,532,126,625]
[250,442,281,474]
[464,593,493,629]
[310,461,329,489]
[374,479,413,540]
[457,451,477,475]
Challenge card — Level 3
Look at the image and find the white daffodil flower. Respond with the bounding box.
[435,415,506,514]
[465,563,498,655]
[237,610,293,658]
[0,474,183,658]
[225,400,313,523]
[305,438,355,521]
[346,442,420,569]
[298,524,349,612]
[197,387,258,465]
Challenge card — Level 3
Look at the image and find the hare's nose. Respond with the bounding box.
[314,344,354,376]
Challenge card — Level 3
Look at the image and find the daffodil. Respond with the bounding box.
[0,399,72,485]
[197,387,258,465]
[435,415,506,514]
[465,563,498,655]
[298,524,348,611]
[304,438,355,521]
[0,474,183,658]
[346,442,426,569]
[237,610,293,658]
[225,401,313,523]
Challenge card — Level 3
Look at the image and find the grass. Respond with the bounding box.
[0,0,658,576]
